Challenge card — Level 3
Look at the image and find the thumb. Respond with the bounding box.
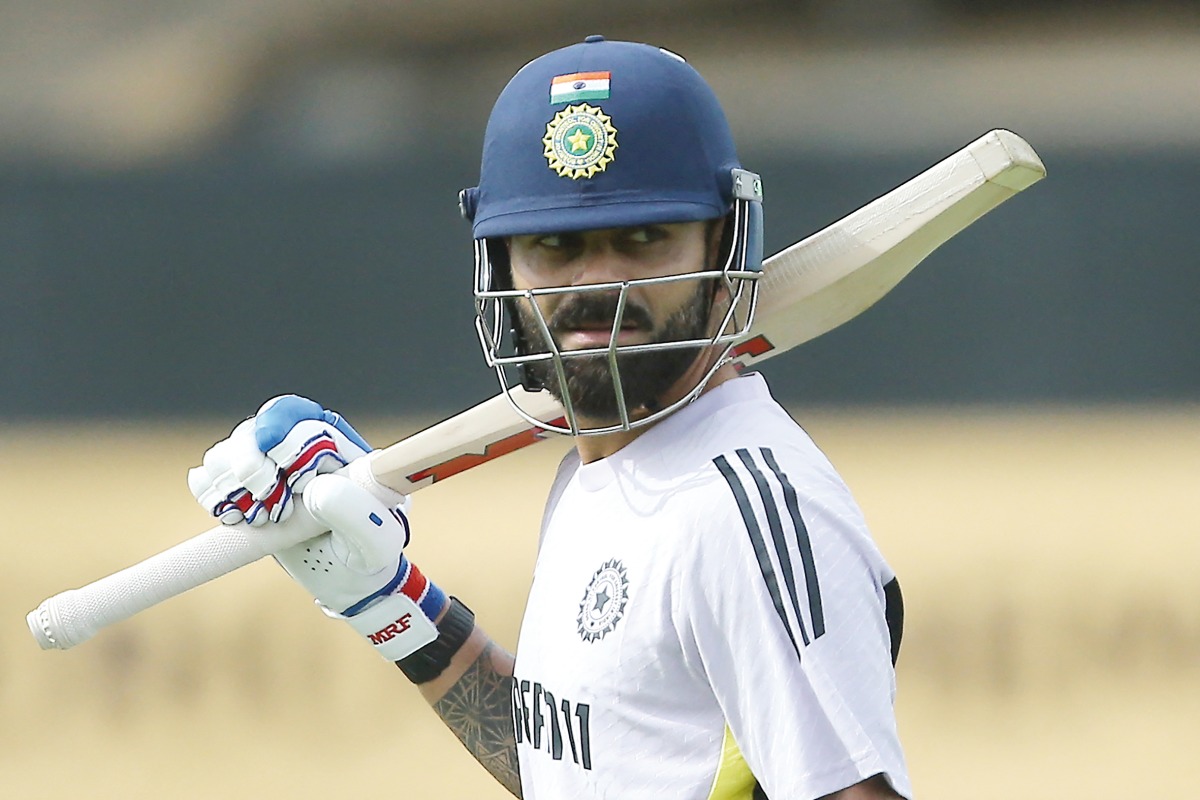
[302,473,409,574]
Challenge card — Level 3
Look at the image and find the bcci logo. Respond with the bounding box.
[543,103,618,180]
[577,559,629,643]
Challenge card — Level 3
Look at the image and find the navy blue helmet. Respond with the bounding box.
[463,36,764,435]
[462,35,762,251]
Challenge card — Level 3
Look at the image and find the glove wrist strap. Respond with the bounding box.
[343,592,439,661]
[397,596,476,684]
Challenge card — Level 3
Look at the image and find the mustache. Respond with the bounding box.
[548,293,654,333]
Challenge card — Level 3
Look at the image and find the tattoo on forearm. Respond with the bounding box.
[433,643,522,797]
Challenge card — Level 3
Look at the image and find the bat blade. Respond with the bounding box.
[27,129,1045,651]
[729,127,1044,369]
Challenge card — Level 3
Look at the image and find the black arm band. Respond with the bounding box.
[396,596,476,684]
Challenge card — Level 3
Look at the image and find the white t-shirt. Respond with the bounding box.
[512,373,911,800]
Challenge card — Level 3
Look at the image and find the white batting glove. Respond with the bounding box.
[188,395,374,526]
[187,395,445,661]
[281,473,443,661]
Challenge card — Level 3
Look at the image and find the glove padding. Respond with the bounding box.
[287,473,444,661]
[187,395,444,661]
[188,394,373,526]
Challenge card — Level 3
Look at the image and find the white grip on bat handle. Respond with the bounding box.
[27,505,328,651]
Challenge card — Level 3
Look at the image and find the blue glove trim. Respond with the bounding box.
[254,395,325,451]
[322,410,373,454]
[253,395,372,453]
[417,580,448,622]
[342,556,408,616]
[341,554,446,622]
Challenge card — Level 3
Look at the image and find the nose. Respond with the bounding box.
[568,240,632,287]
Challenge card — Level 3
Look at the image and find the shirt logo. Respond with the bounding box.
[577,558,629,643]
[543,103,618,180]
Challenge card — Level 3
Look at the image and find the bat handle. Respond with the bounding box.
[27,509,327,651]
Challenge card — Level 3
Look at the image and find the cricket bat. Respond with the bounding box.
[28,129,1046,651]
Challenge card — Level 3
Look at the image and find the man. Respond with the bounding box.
[188,37,911,799]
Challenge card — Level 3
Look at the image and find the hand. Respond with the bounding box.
[187,395,445,660]
[188,394,373,526]
[284,473,445,660]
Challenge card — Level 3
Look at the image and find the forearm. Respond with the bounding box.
[414,623,522,797]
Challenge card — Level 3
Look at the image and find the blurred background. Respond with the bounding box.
[3,1,1198,798]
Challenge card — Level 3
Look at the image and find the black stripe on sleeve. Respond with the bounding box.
[736,448,811,647]
[761,447,825,640]
[713,454,802,660]
[883,577,904,666]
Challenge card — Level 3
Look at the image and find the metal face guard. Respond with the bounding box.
[472,200,762,436]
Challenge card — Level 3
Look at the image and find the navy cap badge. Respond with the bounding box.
[543,103,618,179]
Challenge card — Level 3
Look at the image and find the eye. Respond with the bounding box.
[626,226,667,244]
[534,232,587,251]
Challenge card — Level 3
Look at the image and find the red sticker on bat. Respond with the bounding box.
[406,418,566,485]
[730,334,774,366]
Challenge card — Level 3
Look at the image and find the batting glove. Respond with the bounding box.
[188,394,373,526]
[187,396,445,662]
[280,472,444,661]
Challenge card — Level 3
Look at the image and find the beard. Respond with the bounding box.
[513,279,715,422]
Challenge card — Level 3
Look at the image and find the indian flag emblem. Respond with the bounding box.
[550,71,611,104]
[543,103,618,179]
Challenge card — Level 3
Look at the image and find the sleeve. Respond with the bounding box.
[536,448,580,551]
[676,445,912,800]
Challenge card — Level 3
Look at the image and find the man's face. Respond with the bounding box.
[506,220,723,423]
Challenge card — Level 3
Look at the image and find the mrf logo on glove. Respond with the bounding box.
[297,475,445,661]
[348,587,438,659]
[369,612,415,644]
